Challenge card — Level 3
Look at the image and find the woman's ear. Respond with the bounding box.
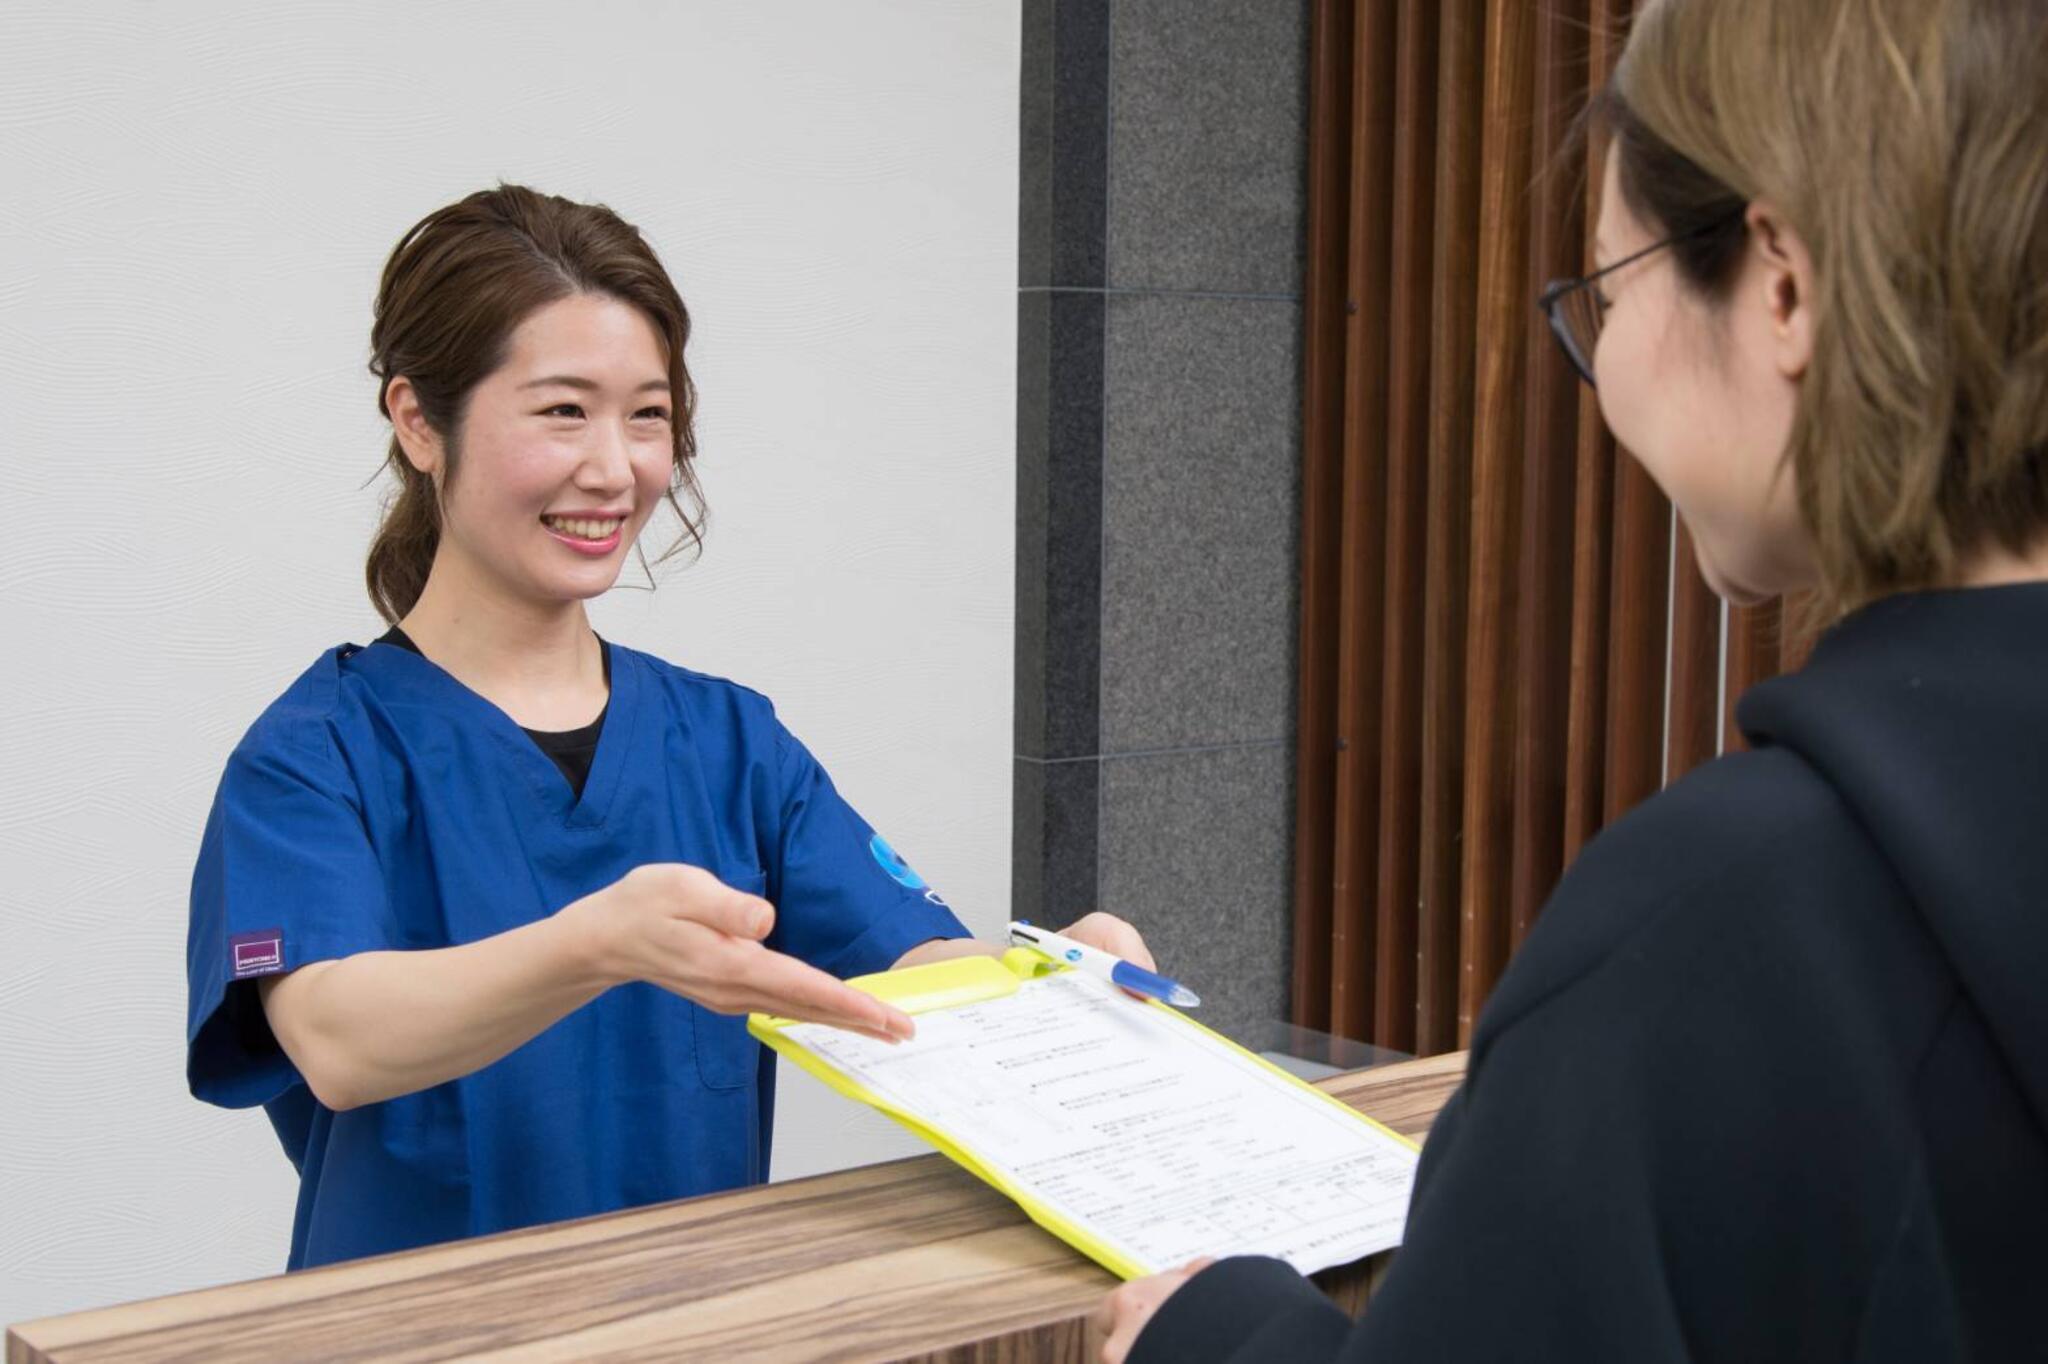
[385,376,444,479]
[1746,200,1815,382]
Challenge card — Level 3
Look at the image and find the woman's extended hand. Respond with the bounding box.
[1092,1258,1213,1363]
[561,863,916,1043]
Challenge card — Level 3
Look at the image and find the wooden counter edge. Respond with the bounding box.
[6,1050,1470,1364]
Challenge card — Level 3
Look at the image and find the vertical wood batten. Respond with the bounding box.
[1456,0,1537,1044]
[1560,0,1632,867]
[1722,600,1781,752]
[1289,0,1357,1032]
[1597,464,1662,819]
[1666,523,1723,782]
[1508,0,1589,951]
[1327,0,1399,1041]
[1598,10,1670,830]
[1371,0,1441,1052]
[1415,0,1487,1056]
[1602,452,1671,823]
[1780,597,1817,674]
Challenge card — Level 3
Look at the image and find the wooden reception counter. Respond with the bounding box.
[7,1051,1466,1363]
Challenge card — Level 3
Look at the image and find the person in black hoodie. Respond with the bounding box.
[1095,0,2048,1360]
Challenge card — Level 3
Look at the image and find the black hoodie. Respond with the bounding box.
[1130,584,2048,1363]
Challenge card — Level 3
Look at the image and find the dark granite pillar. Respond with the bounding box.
[1015,0,1309,1043]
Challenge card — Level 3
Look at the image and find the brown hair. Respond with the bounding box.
[364,184,705,624]
[1603,0,2048,621]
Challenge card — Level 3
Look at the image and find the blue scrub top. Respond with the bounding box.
[184,638,968,1269]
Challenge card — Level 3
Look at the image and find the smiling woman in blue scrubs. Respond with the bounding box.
[184,184,1152,1271]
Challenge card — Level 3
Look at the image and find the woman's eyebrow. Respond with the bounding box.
[517,375,670,393]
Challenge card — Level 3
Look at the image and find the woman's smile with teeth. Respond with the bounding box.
[541,514,625,540]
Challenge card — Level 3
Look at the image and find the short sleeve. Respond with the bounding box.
[765,721,970,978]
[185,725,397,1110]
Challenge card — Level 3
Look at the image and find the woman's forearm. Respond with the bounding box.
[258,909,611,1111]
[891,936,1002,969]
[267,898,997,1111]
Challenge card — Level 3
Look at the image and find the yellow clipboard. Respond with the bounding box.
[749,948,1420,1281]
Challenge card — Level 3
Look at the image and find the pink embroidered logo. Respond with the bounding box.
[230,929,284,978]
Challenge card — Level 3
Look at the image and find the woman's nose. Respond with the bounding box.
[582,423,635,490]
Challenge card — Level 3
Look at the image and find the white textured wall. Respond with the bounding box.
[0,0,1017,1326]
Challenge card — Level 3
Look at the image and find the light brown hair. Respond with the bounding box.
[365,184,705,624]
[1605,0,2048,620]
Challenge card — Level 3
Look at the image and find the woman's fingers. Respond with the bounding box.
[670,872,776,941]
[724,890,776,941]
[1060,911,1157,972]
[1088,1289,1121,1360]
[638,881,910,1040]
[1092,1269,1195,1364]
[724,944,916,1042]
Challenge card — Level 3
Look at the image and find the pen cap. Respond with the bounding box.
[1108,960,1199,1008]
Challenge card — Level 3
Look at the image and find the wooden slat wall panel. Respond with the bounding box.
[1508,0,1589,952]
[1326,0,1400,1042]
[1370,0,1440,1054]
[1455,0,1536,1044]
[1289,0,1357,1036]
[1291,0,1803,1054]
[1414,0,1487,1057]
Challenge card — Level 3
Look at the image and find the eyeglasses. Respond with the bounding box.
[1537,208,1746,388]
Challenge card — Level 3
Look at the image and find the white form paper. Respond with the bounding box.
[782,969,1418,1276]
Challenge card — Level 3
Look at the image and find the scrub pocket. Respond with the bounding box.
[692,867,770,1091]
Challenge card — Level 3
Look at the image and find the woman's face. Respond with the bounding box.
[1590,157,1818,605]
[404,292,676,610]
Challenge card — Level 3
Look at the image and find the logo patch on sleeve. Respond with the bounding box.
[230,929,285,979]
[868,833,929,890]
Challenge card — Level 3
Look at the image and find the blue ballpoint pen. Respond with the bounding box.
[1006,920,1201,1007]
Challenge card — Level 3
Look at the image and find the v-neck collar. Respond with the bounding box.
[353,633,640,829]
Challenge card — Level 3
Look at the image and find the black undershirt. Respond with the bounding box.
[375,626,610,798]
